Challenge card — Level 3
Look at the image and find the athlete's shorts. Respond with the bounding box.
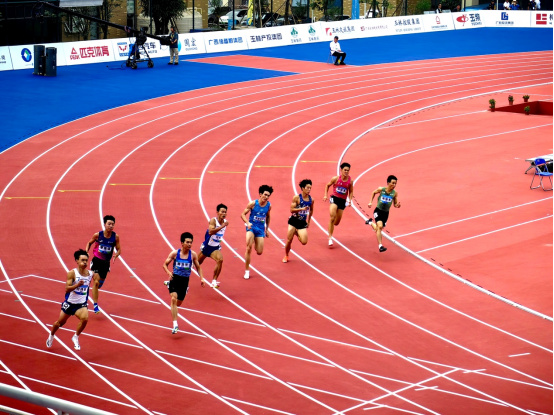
[201,243,221,257]
[330,195,347,210]
[373,207,389,227]
[168,275,190,301]
[247,226,265,238]
[91,256,110,282]
[61,301,87,316]
[288,216,308,230]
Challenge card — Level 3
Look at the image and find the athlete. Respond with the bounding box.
[85,215,121,314]
[198,204,229,289]
[283,179,314,263]
[46,249,97,351]
[163,232,205,334]
[367,175,401,252]
[323,162,354,246]
[241,184,273,280]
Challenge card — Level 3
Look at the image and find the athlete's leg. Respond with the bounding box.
[245,231,255,271]
[170,292,180,321]
[334,208,344,226]
[74,307,89,336]
[91,274,101,304]
[50,310,70,336]
[375,221,384,245]
[254,237,265,255]
[198,251,206,265]
[297,228,308,246]
[284,225,296,257]
[210,250,223,280]
[328,203,338,239]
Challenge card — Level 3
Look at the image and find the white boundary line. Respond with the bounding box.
[376,110,488,129]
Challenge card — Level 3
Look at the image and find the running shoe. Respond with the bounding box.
[379,246,387,252]
[172,326,179,334]
[93,303,100,314]
[365,219,373,225]
[328,239,333,246]
[212,279,219,289]
[163,281,169,287]
[244,271,250,280]
[72,335,80,351]
[46,335,53,348]
[282,256,288,263]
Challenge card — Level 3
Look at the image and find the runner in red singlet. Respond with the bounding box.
[323,162,354,246]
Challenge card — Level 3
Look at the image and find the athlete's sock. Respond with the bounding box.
[173,320,178,328]
[379,244,383,248]
[244,270,250,280]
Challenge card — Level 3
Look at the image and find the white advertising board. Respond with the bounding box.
[62,40,115,65]
[0,47,14,71]
[9,43,67,70]
[178,34,207,55]
[291,23,324,44]
[204,31,249,53]
[246,26,290,49]
[110,36,208,61]
[481,10,531,27]
[384,16,425,35]
[421,12,455,31]
[531,11,554,27]
[356,19,395,38]
[452,11,486,29]
[319,20,361,40]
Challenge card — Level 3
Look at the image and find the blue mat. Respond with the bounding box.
[1,27,551,153]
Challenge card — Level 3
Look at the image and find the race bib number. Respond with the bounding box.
[336,187,347,194]
[99,245,113,254]
[253,216,265,223]
[212,234,222,242]
[175,261,191,270]
[380,195,393,204]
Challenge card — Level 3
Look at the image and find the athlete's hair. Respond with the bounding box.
[387,175,398,183]
[74,249,89,261]
[340,162,351,170]
[259,185,274,195]
[299,179,312,189]
[180,232,193,243]
[216,203,227,212]
[103,215,115,224]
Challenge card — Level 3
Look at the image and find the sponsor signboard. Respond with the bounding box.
[481,10,531,27]
[63,40,115,65]
[452,12,485,29]
[421,12,455,31]
[204,32,249,53]
[289,24,323,44]
[320,21,360,40]
[178,34,207,55]
[9,43,67,70]
[0,47,14,71]
[531,11,553,27]
[388,16,425,34]
[356,19,395,37]
[246,27,290,49]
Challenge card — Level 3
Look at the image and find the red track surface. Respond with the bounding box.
[0,51,552,415]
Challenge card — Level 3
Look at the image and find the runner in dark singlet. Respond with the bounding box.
[283,179,314,263]
[367,175,401,252]
[323,162,354,246]
[85,215,121,314]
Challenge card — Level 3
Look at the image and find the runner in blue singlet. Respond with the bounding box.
[198,203,229,289]
[241,184,273,280]
[283,179,314,263]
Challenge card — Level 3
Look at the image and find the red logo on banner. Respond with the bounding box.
[456,14,469,26]
[70,47,80,60]
[536,13,547,24]
[325,27,332,36]
[436,15,440,24]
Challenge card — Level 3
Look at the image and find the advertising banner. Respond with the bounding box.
[319,20,362,40]
[62,40,115,65]
[421,12,455,31]
[9,43,67,70]
[288,24,324,44]
[452,11,486,29]
[481,10,531,27]
[246,26,290,49]
[356,19,395,38]
[386,15,425,35]
[0,47,14,71]
[204,31,249,53]
[531,11,554,27]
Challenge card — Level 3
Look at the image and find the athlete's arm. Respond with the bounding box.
[265,205,271,238]
[307,200,315,227]
[290,195,306,214]
[393,192,401,208]
[209,217,229,234]
[348,183,354,204]
[113,235,121,263]
[323,177,338,201]
[192,251,205,287]
[367,187,382,208]
[65,270,83,294]
[162,250,177,280]
[85,233,99,252]
[241,201,255,229]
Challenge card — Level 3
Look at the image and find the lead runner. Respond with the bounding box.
[283,179,314,263]
[366,175,401,252]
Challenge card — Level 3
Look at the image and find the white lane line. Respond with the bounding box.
[0,312,36,323]
[416,215,553,253]
[180,307,265,327]
[362,406,384,411]
[18,375,137,408]
[222,396,297,415]
[0,275,32,283]
[287,382,367,402]
[395,197,553,238]
[220,339,334,367]
[462,369,486,373]
[528,410,552,415]
[0,339,76,360]
[377,110,488,129]
[110,314,205,337]
[278,328,394,355]
[350,369,414,386]
[155,350,274,380]
[414,386,437,391]
[0,288,12,293]
[89,362,207,394]
[430,387,508,406]
[509,353,531,358]
[19,294,60,305]
[47,326,143,349]
[370,406,425,415]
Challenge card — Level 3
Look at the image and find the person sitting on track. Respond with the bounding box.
[198,204,229,289]
[283,179,314,263]
[366,175,401,252]
[47,249,97,351]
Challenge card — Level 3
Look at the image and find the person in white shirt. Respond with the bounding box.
[330,36,346,66]
[435,3,443,12]
[503,0,510,8]
[535,0,540,9]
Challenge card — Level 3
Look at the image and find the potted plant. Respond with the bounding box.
[508,95,514,105]
[489,98,496,112]
[524,106,530,115]
[523,95,530,102]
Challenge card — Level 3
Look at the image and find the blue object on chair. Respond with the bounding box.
[327,50,338,64]
[530,158,553,191]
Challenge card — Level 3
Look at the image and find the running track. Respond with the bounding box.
[0,50,552,415]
